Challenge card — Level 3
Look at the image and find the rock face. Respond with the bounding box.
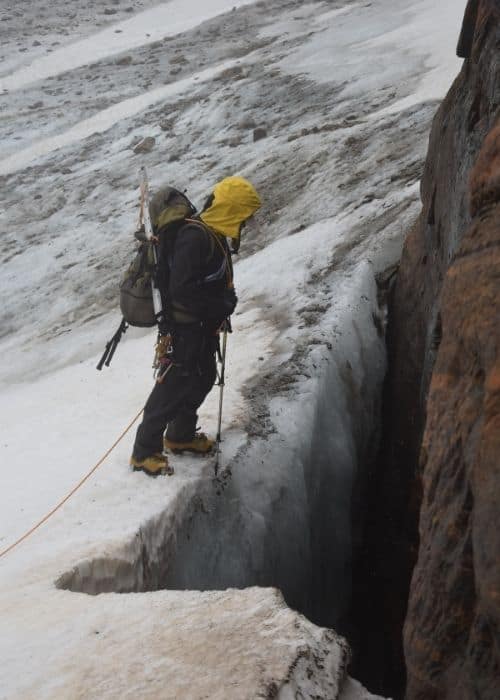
[404,119,500,700]
[360,1,499,697]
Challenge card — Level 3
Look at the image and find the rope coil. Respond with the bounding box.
[0,407,143,561]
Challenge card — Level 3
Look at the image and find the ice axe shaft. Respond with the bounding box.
[139,166,163,320]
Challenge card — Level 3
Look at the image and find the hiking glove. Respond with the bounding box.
[222,287,237,318]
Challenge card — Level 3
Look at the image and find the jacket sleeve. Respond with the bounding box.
[169,226,231,321]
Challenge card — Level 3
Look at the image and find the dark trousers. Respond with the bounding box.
[133,324,217,459]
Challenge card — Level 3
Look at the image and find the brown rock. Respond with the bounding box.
[457,0,479,58]
[470,123,500,216]
[215,65,245,81]
[115,55,133,66]
[253,127,268,142]
[364,1,500,696]
[170,54,188,65]
[133,137,156,154]
[238,116,256,130]
[404,129,500,700]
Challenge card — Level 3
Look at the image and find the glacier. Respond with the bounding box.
[0,0,465,697]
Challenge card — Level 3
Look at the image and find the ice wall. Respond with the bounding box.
[59,261,385,632]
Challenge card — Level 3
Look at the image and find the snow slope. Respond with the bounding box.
[0,0,259,91]
[0,0,465,697]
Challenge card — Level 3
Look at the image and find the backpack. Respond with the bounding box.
[119,186,196,328]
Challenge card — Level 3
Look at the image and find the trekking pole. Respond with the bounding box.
[214,323,229,475]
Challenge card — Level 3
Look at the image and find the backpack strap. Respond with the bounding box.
[184,218,233,288]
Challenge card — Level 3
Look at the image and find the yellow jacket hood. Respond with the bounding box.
[200,176,261,239]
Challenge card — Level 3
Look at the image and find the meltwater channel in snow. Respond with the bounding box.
[0,0,465,697]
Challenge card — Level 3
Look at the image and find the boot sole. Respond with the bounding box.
[165,447,214,456]
[132,465,174,477]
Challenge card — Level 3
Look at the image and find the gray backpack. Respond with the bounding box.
[119,186,196,327]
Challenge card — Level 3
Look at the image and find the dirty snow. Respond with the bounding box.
[0,0,465,697]
[0,0,259,91]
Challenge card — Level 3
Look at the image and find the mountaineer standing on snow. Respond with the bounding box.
[130,176,261,476]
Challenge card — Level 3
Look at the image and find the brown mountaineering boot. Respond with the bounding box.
[164,432,215,455]
[130,453,174,476]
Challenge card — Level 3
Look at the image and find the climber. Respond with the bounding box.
[130,176,261,476]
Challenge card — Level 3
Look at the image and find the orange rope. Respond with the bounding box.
[0,407,144,560]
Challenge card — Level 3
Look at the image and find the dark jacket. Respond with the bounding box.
[157,220,234,329]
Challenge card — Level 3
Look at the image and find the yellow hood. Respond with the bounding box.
[200,176,261,239]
